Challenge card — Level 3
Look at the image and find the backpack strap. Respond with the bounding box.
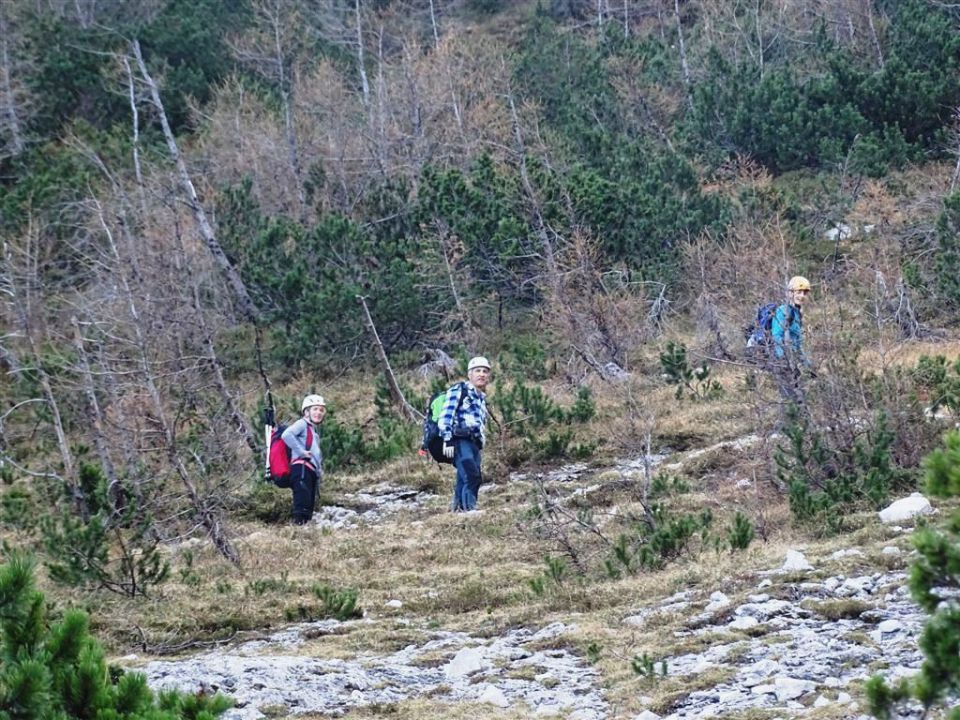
[306,425,314,450]
[454,382,468,414]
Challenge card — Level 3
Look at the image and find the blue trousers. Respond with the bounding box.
[452,438,482,511]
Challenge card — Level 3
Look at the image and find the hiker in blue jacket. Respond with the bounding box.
[282,394,325,525]
[771,276,813,403]
[438,356,491,512]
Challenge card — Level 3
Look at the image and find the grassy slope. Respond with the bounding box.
[73,156,960,716]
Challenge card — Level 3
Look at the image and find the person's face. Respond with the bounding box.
[307,405,326,424]
[468,366,491,390]
[791,288,810,306]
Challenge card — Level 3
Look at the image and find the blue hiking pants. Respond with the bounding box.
[452,438,482,511]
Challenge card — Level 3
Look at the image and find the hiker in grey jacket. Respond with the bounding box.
[282,394,325,524]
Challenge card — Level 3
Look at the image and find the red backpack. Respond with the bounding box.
[268,424,313,488]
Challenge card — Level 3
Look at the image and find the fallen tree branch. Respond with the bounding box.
[356,295,422,422]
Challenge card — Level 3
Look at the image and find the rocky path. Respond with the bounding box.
[130,447,935,720]
[141,621,606,719]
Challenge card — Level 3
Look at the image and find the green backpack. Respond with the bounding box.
[420,383,465,464]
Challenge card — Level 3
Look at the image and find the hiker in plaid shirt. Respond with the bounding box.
[438,356,491,512]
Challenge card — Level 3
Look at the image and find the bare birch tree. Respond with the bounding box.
[2,229,84,516]
[0,1,27,157]
[130,39,259,325]
[230,0,310,215]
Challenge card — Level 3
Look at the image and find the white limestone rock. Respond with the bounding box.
[878,494,934,524]
[782,549,813,572]
[535,704,563,717]
[705,591,731,612]
[568,710,602,720]
[773,677,816,701]
[729,616,760,631]
[444,646,487,679]
[478,684,510,708]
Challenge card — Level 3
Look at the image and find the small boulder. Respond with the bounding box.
[878,494,933,524]
[729,616,759,631]
[773,677,816,701]
[633,712,661,720]
[781,550,813,572]
[444,646,486,679]
[477,684,510,708]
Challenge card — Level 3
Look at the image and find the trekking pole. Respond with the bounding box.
[262,398,274,481]
[688,350,763,370]
[315,424,323,506]
[255,324,275,480]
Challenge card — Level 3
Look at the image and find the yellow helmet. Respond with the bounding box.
[788,276,811,292]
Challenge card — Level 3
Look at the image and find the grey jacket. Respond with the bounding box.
[281,418,323,475]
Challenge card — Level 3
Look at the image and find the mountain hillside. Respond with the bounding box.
[2,1,960,718]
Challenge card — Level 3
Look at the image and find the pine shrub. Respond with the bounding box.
[0,554,231,719]
[726,512,755,552]
[867,430,960,719]
[778,411,911,534]
[40,464,169,597]
[659,342,724,401]
[312,584,363,621]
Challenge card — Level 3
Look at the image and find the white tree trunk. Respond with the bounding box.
[357,295,421,422]
[673,0,691,97]
[3,238,82,514]
[0,6,25,157]
[70,315,121,508]
[131,39,259,324]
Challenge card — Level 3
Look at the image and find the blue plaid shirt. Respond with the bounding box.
[437,381,488,446]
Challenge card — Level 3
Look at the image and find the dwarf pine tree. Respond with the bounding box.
[0,554,232,719]
[867,430,960,719]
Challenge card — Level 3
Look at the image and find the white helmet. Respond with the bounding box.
[467,356,491,372]
[301,394,325,412]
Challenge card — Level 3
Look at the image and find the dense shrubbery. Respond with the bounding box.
[218,180,432,364]
[497,379,597,461]
[913,354,960,415]
[659,342,723,401]
[686,0,960,174]
[777,410,913,534]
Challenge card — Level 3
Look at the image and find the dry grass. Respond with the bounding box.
[330,699,537,719]
[859,338,960,372]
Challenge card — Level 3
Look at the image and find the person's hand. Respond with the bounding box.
[443,442,454,460]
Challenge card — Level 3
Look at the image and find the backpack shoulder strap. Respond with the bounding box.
[306,424,314,449]
[455,382,468,413]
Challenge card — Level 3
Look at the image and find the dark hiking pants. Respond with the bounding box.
[290,463,319,525]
